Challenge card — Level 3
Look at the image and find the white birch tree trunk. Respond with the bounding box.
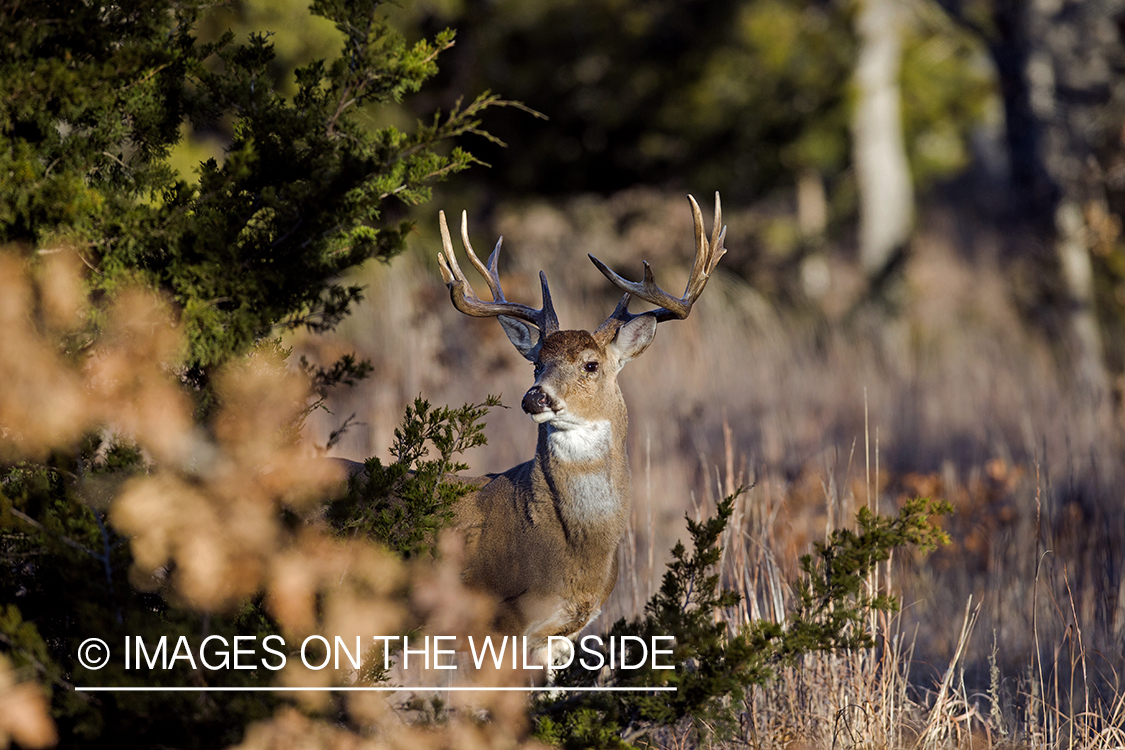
[1055,200,1108,399]
[852,0,914,278]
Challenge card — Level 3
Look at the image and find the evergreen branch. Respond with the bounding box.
[535,494,951,747]
[8,507,99,560]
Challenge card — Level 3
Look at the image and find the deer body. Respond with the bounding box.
[451,327,650,641]
[453,444,624,641]
[417,194,724,646]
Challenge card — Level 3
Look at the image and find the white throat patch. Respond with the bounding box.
[565,473,618,519]
[546,420,612,463]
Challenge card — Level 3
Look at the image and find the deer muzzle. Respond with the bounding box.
[522,386,556,417]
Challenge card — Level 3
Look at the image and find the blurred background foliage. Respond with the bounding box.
[5,0,1125,747]
[187,0,994,206]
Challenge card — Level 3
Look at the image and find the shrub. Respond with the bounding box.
[533,492,951,748]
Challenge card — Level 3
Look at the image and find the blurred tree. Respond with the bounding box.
[852,0,914,283]
[395,0,991,242]
[936,0,1125,392]
[0,0,502,392]
[404,0,856,203]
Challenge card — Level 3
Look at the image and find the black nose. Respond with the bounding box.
[522,387,552,415]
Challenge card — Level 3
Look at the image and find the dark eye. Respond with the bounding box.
[584,361,599,374]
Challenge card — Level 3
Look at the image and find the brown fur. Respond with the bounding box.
[537,329,600,361]
[451,328,636,642]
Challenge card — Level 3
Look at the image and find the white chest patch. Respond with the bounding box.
[547,420,612,463]
[565,473,618,520]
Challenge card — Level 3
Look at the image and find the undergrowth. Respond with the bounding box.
[533,491,951,748]
[326,396,502,557]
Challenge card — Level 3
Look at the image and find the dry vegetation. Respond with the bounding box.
[302,188,1125,748]
[2,188,1123,748]
[0,249,548,750]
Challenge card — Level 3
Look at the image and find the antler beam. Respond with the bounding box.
[589,193,726,327]
[437,210,560,336]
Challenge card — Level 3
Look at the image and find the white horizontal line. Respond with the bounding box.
[75,686,676,693]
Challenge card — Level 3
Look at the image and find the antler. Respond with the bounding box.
[437,209,560,336]
[590,192,726,336]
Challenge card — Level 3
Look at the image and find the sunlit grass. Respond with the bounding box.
[303,189,1125,747]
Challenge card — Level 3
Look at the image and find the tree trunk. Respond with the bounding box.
[1055,200,1108,395]
[852,0,914,280]
[1022,0,1124,398]
[987,0,1057,219]
[936,0,1124,397]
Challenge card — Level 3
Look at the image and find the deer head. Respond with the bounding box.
[437,194,726,438]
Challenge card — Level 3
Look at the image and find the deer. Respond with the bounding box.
[333,196,725,653]
[427,193,727,651]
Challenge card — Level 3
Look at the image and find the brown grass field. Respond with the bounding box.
[302,188,1125,748]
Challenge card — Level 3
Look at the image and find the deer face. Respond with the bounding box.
[436,193,724,434]
[500,317,657,430]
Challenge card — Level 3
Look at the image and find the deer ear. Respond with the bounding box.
[499,315,542,362]
[609,314,657,366]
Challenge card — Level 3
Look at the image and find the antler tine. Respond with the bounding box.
[437,209,559,334]
[459,210,505,303]
[591,292,635,342]
[711,191,723,261]
[684,192,728,301]
[437,209,464,286]
[688,194,707,283]
[589,192,727,326]
[538,271,560,336]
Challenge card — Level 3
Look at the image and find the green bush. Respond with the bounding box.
[0,1,506,745]
[533,493,951,748]
[328,396,501,558]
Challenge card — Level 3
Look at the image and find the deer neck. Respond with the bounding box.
[534,412,631,535]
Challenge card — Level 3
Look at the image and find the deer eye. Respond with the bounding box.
[584,361,599,374]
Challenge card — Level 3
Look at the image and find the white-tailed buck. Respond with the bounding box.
[432,193,726,647]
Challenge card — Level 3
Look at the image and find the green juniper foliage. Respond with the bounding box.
[781,497,952,658]
[328,396,501,558]
[0,1,510,746]
[1,0,508,386]
[533,492,951,749]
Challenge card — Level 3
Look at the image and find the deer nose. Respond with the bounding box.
[522,387,553,415]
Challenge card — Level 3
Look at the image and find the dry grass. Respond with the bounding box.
[302,188,1125,748]
[3,185,1120,747]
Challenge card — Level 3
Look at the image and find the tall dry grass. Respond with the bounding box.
[304,188,1125,747]
[3,183,1122,747]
